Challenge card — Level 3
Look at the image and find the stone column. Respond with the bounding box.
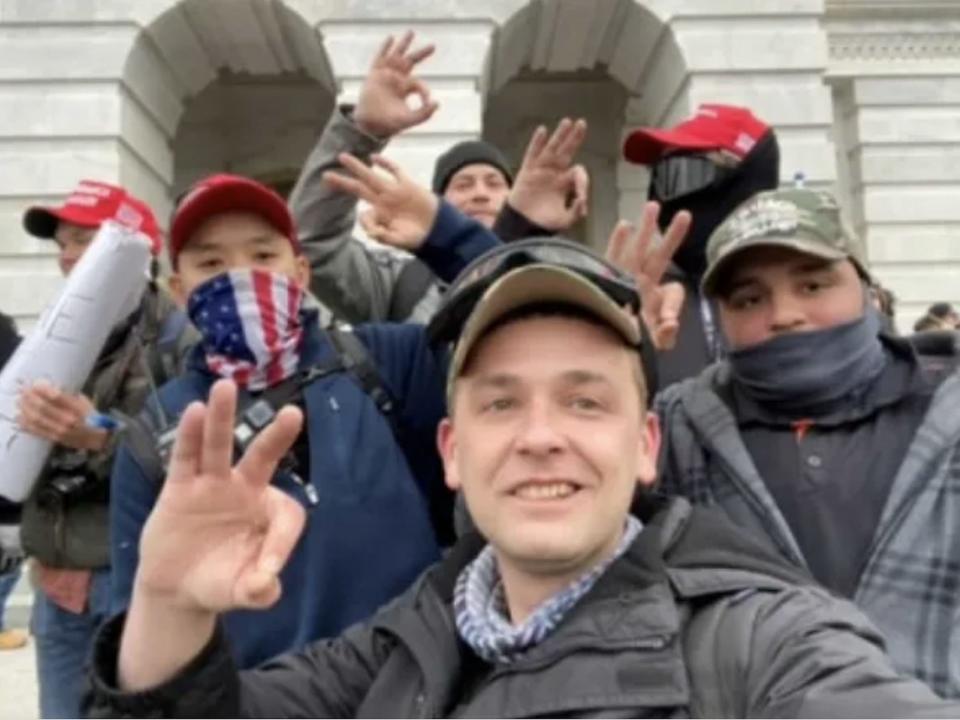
[0,1,159,327]
[826,5,960,329]
[653,0,836,190]
[614,0,835,235]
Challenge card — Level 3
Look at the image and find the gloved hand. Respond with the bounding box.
[0,524,24,575]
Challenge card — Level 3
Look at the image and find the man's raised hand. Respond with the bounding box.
[323,152,439,250]
[133,379,306,613]
[354,31,439,138]
[607,202,691,351]
[508,118,589,232]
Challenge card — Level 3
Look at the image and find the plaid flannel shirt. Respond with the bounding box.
[656,361,960,698]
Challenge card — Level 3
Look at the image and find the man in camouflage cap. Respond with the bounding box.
[655,187,960,698]
[700,188,869,296]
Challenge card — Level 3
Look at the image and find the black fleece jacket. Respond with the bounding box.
[0,311,21,525]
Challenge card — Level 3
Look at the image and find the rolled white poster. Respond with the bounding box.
[0,220,152,502]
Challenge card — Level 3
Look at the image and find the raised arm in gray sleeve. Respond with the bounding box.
[289,104,411,324]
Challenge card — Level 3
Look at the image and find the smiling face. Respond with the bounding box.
[443,163,510,229]
[168,211,310,303]
[439,313,658,581]
[715,245,866,350]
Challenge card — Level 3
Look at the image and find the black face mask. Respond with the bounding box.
[651,131,780,279]
[728,307,887,415]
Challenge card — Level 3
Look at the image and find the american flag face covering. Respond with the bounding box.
[187,268,304,390]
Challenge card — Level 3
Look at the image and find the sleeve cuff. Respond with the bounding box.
[336,104,390,152]
[418,200,462,256]
[87,612,239,718]
[491,202,554,243]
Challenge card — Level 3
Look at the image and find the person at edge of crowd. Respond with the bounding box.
[914,302,960,333]
[0,310,26,651]
[84,239,960,719]
[871,282,898,333]
[14,180,189,719]
[622,103,780,388]
[108,121,688,671]
[290,30,588,325]
[914,314,944,333]
[656,187,960,698]
[908,301,960,374]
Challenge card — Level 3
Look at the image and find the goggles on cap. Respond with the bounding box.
[428,237,658,398]
[650,152,737,202]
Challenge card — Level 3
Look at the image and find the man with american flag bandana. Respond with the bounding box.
[107,172,493,668]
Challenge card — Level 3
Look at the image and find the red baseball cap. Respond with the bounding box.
[23,180,163,255]
[169,174,298,267]
[623,104,770,166]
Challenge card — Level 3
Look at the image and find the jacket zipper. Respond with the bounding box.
[485,634,671,683]
[290,471,319,506]
[413,690,430,719]
[715,452,807,568]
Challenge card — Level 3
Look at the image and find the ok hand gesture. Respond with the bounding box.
[354,31,439,138]
[508,118,589,232]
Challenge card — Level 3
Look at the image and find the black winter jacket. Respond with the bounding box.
[86,498,959,718]
[0,311,21,525]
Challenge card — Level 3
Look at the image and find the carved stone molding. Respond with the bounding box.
[827,0,960,20]
[830,32,960,61]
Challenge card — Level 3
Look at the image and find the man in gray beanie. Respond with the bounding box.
[292,31,588,325]
[430,139,513,229]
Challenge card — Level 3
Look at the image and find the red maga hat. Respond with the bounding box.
[623,104,770,166]
[169,174,299,266]
[23,180,162,255]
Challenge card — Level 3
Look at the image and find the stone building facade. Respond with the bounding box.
[0,0,957,331]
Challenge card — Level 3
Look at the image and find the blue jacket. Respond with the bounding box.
[110,202,499,668]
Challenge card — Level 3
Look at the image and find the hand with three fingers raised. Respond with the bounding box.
[606,202,692,351]
[118,379,305,691]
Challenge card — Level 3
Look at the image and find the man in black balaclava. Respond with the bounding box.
[623,104,780,388]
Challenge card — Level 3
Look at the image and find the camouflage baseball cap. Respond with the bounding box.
[701,188,870,297]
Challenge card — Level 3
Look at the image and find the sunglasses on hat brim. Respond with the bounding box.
[428,238,658,399]
[650,153,737,202]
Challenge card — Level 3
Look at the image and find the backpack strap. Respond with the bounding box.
[154,310,192,383]
[326,325,401,437]
[387,258,435,322]
[126,327,401,484]
[123,353,348,484]
[114,408,166,483]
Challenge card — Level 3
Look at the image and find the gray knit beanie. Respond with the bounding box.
[431,140,513,194]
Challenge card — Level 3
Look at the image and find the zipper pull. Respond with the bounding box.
[290,471,319,506]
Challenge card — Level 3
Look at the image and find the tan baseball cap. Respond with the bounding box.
[702,188,870,297]
[447,264,641,399]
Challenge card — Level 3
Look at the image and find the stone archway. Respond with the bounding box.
[482,0,690,249]
[119,0,336,223]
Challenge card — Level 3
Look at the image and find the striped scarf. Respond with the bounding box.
[187,268,303,390]
[454,516,642,664]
